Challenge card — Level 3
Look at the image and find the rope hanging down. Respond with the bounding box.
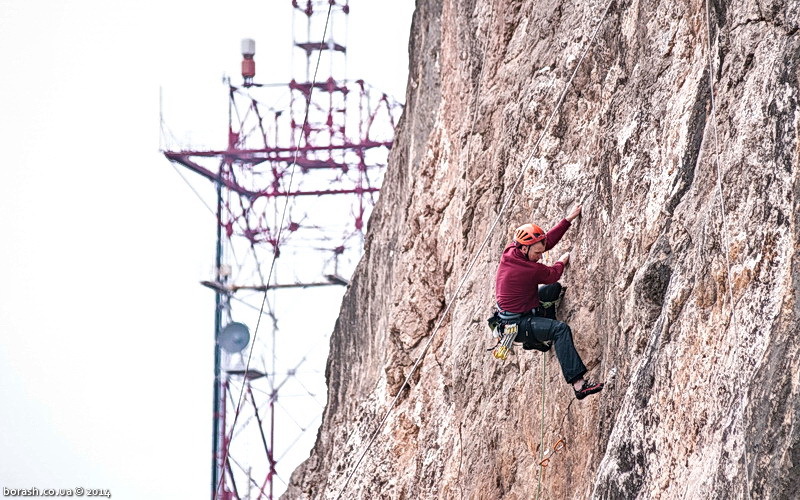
[333,1,616,497]
[535,352,547,500]
[702,0,750,498]
[214,4,335,499]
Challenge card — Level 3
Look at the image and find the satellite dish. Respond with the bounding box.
[219,322,250,353]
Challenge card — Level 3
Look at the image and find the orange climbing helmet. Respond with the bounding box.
[514,223,546,246]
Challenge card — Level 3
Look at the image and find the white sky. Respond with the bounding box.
[0,1,414,498]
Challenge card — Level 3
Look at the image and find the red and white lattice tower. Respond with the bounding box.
[162,1,403,499]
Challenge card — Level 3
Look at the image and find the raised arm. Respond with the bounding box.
[566,205,582,222]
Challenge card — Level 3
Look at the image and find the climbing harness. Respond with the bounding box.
[487,308,554,357]
[487,282,565,358]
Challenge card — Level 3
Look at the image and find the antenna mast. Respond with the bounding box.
[163,2,403,498]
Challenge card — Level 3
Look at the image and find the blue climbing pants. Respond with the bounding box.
[498,283,588,384]
[515,315,588,384]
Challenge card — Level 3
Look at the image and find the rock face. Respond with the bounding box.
[284,0,800,498]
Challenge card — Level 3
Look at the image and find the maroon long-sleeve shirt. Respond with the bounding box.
[494,219,571,313]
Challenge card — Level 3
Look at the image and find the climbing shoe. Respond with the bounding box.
[574,380,604,400]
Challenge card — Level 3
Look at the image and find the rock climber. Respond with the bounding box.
[493,205,604,400]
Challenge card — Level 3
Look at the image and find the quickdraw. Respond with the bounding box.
[539,438,567,468]
[492,323,518,360]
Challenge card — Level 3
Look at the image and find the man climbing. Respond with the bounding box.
[494,205,604,400]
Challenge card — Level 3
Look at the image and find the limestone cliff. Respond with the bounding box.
[284,0,800,498]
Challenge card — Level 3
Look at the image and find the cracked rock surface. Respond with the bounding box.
[284,1,800,498]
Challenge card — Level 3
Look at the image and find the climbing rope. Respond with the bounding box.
[333,1,616,497]
[535,352,547,500]
[702,1,749,498]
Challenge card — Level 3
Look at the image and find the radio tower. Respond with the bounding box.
[162,1,403,499]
